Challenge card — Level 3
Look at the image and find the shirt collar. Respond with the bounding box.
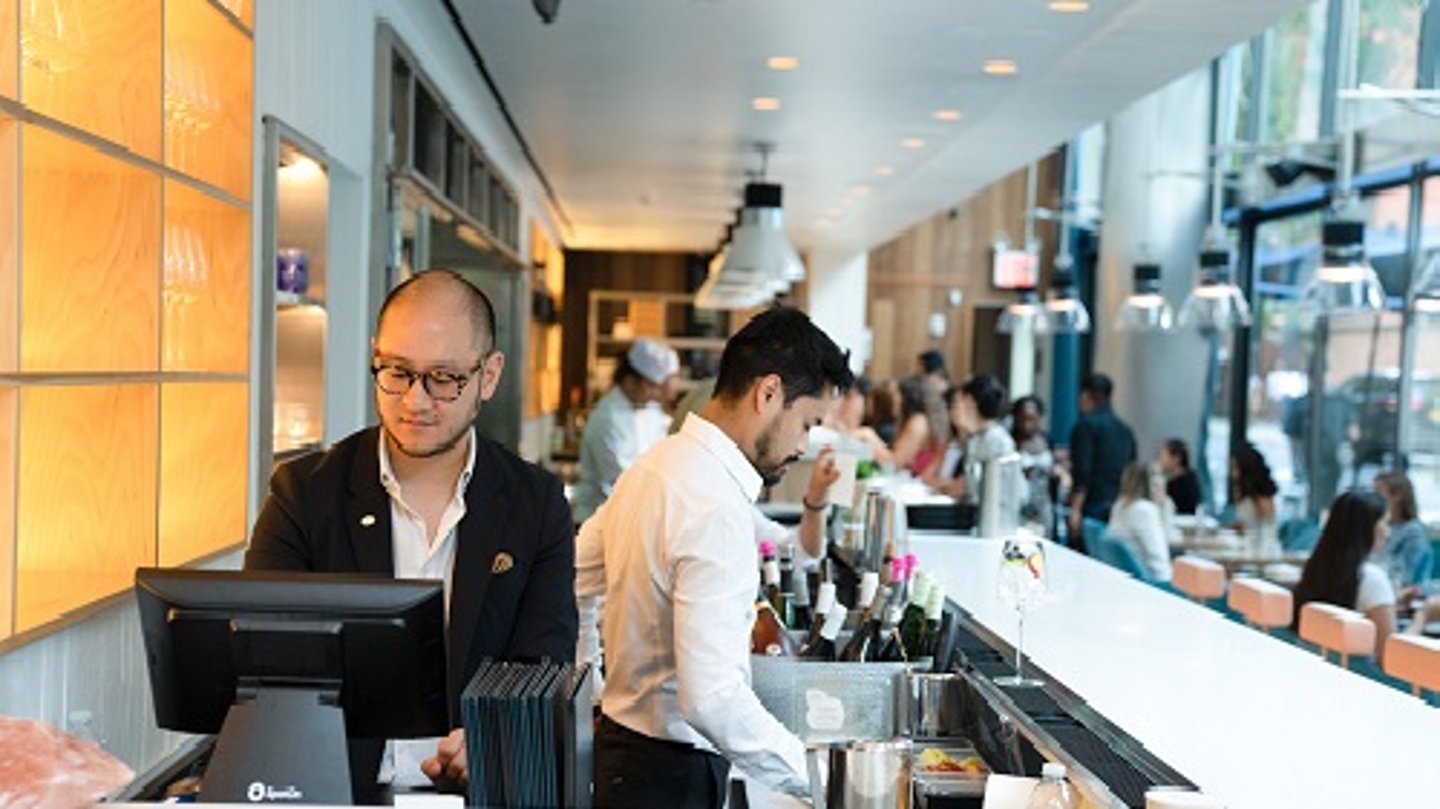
[378,426,477,500]
[679,412,763,502]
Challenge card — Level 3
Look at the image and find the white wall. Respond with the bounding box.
[807,249,870,372]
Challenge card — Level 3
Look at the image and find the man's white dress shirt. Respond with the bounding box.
[575,413,809,794]
[377,428,475,787]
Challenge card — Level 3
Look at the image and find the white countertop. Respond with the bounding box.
[911,534,1439,809]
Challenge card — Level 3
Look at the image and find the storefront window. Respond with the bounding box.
[1264,1,1327,143]
[1409,177,1440,524]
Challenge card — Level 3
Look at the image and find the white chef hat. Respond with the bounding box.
[627,338,680,384]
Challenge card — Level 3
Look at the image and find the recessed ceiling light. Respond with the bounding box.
[751,97,781,111]
[1048,1,1090,11]
[875,166,895,177]
[983,59,1018,76]
[901,137,925,149]
[851,184,872,197]
[933,109,962,122]
[767,56,800,71]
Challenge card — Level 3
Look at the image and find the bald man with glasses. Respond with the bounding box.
[246,269,576,803]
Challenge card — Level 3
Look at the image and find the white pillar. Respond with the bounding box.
[806,249,870,373]
[1009,325,1035,399]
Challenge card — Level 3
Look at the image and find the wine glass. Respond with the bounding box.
[993,537,1047,688]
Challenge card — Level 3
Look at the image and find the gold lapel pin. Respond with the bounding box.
[491,552,514,574]
[360,514,376,527]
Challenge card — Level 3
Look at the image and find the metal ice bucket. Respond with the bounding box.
[807,739,912,809]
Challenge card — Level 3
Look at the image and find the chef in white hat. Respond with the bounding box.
[572,338,680,524]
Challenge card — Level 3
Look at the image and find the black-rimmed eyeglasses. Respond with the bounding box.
[371,359,485,403]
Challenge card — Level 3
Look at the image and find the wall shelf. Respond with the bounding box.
[2,0,253,640]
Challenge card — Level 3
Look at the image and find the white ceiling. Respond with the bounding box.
[457,0,1311,255]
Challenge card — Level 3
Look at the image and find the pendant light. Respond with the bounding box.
[1178,226,1252,330]
[1045,254,1091,333]
[997,162,1053,334]
[1115,262,1175,331]
[996,288,1051,335]
[1300,218,1383,312]
[1300,33,1384,316]
[1041,148,1092,334]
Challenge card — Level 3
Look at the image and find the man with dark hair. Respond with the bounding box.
[246,269,577,800]
[572,338,679,523]
[1066,372,1137,546]
[577,306,852,807]
[917,349,949,384]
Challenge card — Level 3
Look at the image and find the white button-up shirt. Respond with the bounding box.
[377,428,476,787]
[572,387,670,524]
[576,413,808,794]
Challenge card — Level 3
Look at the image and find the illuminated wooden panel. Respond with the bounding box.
[1,0,16,100]
[15,384,157,633]
[165,0,252,200]
[21,125,161,372]
[20,0,162,160]
[159,382,246,566]
[0,117,15,373]
[0,387,15,640]
[164,181,249,373]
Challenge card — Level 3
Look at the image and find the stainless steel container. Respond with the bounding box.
[808,740,913,809]
[901,672,968,738]
[978,452,1023,539]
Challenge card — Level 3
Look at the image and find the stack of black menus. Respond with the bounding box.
[461,661,593,808]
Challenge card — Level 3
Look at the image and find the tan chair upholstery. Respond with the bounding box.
[1383,634,1440,697]
[1172,556,1225,602]
[1298,602,1376,668]
[1227,577,1293,632]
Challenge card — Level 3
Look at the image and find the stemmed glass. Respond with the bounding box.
[993,537,1047,688]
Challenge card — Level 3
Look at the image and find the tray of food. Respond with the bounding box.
[912,742,988,798]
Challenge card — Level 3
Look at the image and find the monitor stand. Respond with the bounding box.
[199,686,351,804]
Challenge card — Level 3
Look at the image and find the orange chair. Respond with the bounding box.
[1227,577,1293,633]
[1383,634,1440,699]
[1172,556,1225,603]
[1298,602,1376,669]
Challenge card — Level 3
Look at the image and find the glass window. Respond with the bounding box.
[1263,0,1328,143]
[1409,176,1440,525]
[1354,0,1426,131]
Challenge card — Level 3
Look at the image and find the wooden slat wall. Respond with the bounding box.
[866,155,1062,383]
[561,250,694,410]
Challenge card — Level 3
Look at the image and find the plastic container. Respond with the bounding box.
[1025,762,1076,808]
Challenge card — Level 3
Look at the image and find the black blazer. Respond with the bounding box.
[245,427,576,798]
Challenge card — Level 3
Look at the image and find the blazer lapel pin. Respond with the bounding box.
[360,514,377,528]
[491,552,514,574]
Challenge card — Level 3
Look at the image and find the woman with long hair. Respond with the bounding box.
[1373,471,1429,589]
[1292,491,1396,661]
[1230,442,1279,554]
[1106,462,1174,582]
[1158,437,1202,515]
[891,374,950,475]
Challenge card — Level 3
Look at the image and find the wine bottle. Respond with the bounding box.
[779,542,796,597]
[800,603,849,660]
[803,581,838,650]
[751,600,799,656]
[758,541,787,626]
[875,626,909,663]
[839,578,888,662]
[899,573,932,658]
[918,583,946,658]
[791,560,813,631]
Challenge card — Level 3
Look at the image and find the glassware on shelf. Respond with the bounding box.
[993,536,1047,688]
[164,223,208,367]
[20,0,88,76]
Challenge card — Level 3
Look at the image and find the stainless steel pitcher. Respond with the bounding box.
[807,740,913,809]
[978,452,1023,539]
